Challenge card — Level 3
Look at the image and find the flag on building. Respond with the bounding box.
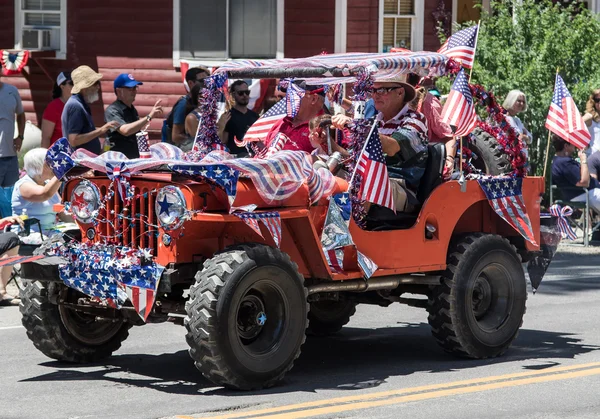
[477,177,536,245]
[545,74,591,149]
[441,69,477,136]
[354,127,394,211]
[437,24,479,69]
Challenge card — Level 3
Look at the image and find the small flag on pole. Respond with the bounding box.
[437,24,479,69]
[441,69,477,137]
[545,74,591,149]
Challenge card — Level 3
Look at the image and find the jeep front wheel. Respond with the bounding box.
[185,244,308,390]
[427,234,527,358]
[20,281,131,363]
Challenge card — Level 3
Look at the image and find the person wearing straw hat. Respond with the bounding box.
[332,74,428,212]
[61,65,119,155]
[104,73,163,158]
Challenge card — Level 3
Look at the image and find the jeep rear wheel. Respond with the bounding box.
[427,234,527,358]
[307,300,356,336]
[468,128,511,175]
[185,244,308,390]
[20,281,131,363]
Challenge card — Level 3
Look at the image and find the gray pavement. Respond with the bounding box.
[1,245,600,419]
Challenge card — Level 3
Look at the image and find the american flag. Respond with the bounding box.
[545,74,591,149]
[242,96,287,145]
[234,211,282,247]
[46,137,75,179]
[355,127,394,211]
[441,69,477,136]
[437,24,479,69]
[477,177,537,245]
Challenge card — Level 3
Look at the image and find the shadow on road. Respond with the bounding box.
[21,322,600,396]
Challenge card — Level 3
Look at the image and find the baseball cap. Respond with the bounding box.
[56,71,71,86]
[114,73,144,89]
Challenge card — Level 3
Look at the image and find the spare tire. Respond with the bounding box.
[467,128,511,176]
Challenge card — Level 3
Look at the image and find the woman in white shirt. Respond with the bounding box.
[583,88,600,154]
[503,90,532,162]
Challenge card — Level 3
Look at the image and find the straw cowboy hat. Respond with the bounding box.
[374,73,416,103]
[71,65,103,94]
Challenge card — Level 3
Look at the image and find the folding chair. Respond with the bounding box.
[550,173,600,246]
[5,218,43,292]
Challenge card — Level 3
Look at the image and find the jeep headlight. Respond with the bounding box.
[155,186,187,230]
[70,181,101,223]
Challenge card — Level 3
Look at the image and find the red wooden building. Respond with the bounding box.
[1,0,495,140]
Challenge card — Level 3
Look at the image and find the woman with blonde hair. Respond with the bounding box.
[503,90,532,162]
[582,88,600,154]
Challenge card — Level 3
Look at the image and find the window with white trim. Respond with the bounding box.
[17,0,65,52]
[382,0,416,52]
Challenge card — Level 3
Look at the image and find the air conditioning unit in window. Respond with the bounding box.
[21,28,60,51]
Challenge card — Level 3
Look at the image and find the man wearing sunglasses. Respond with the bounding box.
[104,73,163,158]
[217,80,259,156]
[332,75,428,213]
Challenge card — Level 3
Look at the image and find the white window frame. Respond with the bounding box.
[14,0,67,59]
[378,0,424,53]
[173,0,285,67]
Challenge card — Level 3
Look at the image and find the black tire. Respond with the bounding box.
[20,281,131,363]
[185,244,308,390]
[427,234,527,359]
[307,300,357,336]
[468,128,511,175]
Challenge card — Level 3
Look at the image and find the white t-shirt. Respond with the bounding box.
[588,119,600,154]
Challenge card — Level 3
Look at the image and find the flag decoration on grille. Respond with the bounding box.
[171,163,239,205]
[354,126,395,211]
[477,176,537,245]
[549,204,577,241]
[0,50,29,75]
[441,69,477,136]
[234,211,282,247]
[46,138,75,179]
[105,161,131,201]
[437,24,479,69]
[545,74,591,149]
[241,93,288,145]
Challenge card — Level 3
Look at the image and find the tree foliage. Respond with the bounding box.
[442,0,600,175]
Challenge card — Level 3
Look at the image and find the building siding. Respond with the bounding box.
[423,0,452,51]
[285,0,336,57]
[347,0,379,52]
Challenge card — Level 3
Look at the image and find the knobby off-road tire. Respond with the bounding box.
[427,234,527,359]
[185,244,308,390]
[20,281,131,363]
[468,128,511,175]
[307,300,357,336]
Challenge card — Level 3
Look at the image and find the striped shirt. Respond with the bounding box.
[378,105,429,189]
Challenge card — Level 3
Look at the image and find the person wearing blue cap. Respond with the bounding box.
[104,73,163,158]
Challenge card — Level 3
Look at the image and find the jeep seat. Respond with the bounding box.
[365,142,446,231]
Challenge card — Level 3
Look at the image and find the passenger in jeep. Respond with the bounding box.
[332,75,428,212]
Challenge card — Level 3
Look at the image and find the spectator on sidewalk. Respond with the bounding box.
[62,65,119,155]
[216,80,259,156]
[12,148,72,233]
[551,134,600,213]
[0,76,25,218]
[0,215,24,306]
[104,74,163,158]
[503,90,532,162]
[41,71,72,148]
[583,88,600,154]
[162,67,210,147]
[587,150,600,180]
[182,83,204,152]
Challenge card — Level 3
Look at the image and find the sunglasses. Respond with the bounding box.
[235,90,251,96]
[593,97,600,103]
[369,86,402,95]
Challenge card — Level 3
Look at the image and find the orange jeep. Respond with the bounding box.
[19,52,559,391]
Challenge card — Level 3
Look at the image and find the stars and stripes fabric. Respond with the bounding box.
[255,133,290,159]
[549,204,577,241]
[441,69,477,136]
[437,25,479,69]
[234,211,282,247]
[105,161,131,201]
[242,96,287,145]
[125,285,156,321]
[46,137,75,179]
[354,127,395,211]
[477,176,537,245]
[170,164,239,204]
[545,74,591,149]
[136,131,152,159]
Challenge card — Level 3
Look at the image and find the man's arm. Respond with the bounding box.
[68,122,119,148]
[14,112,25,152]
[576,150,590,188]
[379,134,401,156]
[116,100,163,137]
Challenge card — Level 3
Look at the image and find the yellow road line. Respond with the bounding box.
[179,362,600,419]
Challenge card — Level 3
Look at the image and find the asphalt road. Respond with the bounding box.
[2,245,600,419]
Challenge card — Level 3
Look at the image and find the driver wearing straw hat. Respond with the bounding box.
[62,65,120,155]
[332,74,429,213]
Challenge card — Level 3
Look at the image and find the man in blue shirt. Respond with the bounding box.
[62,65,119,155]
[551,134,600,212]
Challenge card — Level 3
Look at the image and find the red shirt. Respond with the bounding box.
[42,98,66,145]
[265,117,313,153]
